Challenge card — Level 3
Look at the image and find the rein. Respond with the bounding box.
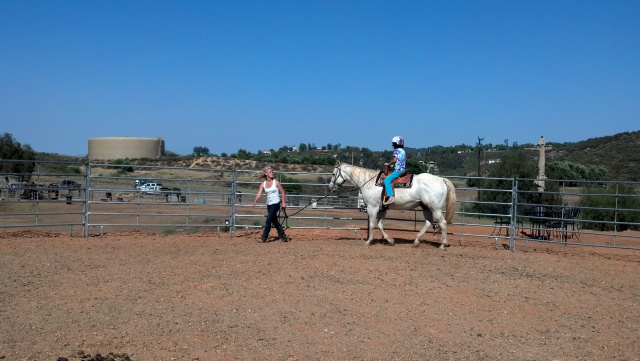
[278,164,376,230]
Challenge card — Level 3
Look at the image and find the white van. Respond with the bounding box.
[135,179,152,189]
[139,182,164,194]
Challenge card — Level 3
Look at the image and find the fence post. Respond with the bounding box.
[83,162,90,237]
[510,178,518,251]
[230,169,237,237]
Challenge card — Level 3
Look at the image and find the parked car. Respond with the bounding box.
[139,182,167,194]
[58,180,82,189]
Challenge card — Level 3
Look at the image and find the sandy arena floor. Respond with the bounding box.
[1,227,639,361]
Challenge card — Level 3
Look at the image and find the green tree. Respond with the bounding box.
[579,185,640,231]
[235,148,252,160]
[0,132,36,180]
[278,174,302,194]
[406,159,425,174]
[547,161,607,185]
[489,150,537,179]
[113,158,134,173]
[473,150,561,216]
[193,146,210,157]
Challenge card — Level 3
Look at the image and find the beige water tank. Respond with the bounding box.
[88,137,165,160]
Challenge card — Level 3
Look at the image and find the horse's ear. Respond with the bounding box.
[335,160,341,166]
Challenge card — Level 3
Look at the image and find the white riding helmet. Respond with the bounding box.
[391,136,404,147]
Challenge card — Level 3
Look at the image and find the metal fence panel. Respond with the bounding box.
[1,161,639,250]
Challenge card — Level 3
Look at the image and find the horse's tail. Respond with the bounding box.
[444,178,457,224]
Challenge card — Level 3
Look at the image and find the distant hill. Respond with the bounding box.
[546,131,639,181]
[392,130,639,181]
[34,130,640,181]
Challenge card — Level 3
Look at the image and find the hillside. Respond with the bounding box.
[406,131,639,181]
[32,130,640,181]
[545,131,640,181]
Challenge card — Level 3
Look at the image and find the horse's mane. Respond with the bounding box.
[342,163,379,186]
[345,164,378,177]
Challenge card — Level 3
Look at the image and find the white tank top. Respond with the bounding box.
[263,180,281,205]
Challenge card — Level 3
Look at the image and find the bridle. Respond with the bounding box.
[329,164,347,190]
[329,163,377,193]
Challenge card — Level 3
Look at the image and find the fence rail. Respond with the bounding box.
[1,160,638,250]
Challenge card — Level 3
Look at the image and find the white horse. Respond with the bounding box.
[328,161,457,249]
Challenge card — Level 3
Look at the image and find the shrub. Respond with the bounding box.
[68,166,82,174]
[578,184,640,231]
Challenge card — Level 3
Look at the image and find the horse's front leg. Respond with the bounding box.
[376,210,394,246]
[365,208,377,245]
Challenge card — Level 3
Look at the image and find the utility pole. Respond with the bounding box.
[477,137,484,204]
[477,137,484,177]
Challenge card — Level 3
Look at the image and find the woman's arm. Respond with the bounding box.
[276,181,286,208]
[252,184,264,207]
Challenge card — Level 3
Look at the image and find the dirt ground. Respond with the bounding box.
[1,227,639,361]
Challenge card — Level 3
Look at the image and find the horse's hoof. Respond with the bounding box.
[412,241,420,248]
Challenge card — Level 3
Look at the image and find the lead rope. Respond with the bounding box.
[278,166,378,230]
[278,193,332,230]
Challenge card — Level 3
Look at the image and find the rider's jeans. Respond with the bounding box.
[384,170,404,197]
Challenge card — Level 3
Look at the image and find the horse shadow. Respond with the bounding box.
[367,237,448,249]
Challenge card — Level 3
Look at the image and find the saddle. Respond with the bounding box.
[376,166,413,202]
[375,168,413,188]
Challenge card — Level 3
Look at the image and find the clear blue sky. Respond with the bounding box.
[1,0,638,156]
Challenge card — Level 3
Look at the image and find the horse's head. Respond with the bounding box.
[328,163,346,192]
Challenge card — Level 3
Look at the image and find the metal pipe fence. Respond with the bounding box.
[1,160,638,250]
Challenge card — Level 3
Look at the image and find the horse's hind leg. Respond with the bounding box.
[415,207,448,249]
[413,206,433,247]
[433,210,449,250]
[437,220,448,249]
[413,219,433,247]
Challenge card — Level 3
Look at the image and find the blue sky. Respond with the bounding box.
[1,1,638,156]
